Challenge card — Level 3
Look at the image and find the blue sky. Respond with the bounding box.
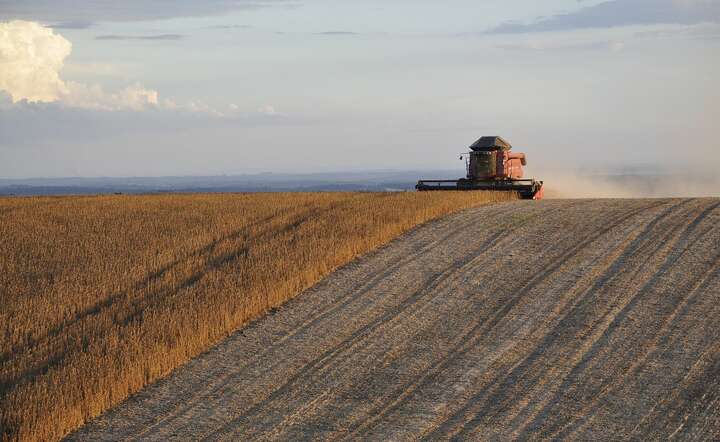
[0,0,718,178]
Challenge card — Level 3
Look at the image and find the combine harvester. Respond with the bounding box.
[416,136,544,200]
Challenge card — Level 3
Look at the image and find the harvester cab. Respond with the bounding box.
[416,136,544,200]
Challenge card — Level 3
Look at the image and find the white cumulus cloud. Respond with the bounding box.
[258,105,278,115]
[0,20,158,111]
[0,20,274,117]
[0,20,71,102]
[62,82,159,111]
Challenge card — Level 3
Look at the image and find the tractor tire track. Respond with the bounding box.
[343,199,681,439]
[67,198,720,442]
[337,199,673,440]
[434,199,716,440]
[563,253,720,440]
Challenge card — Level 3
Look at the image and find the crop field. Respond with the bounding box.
[0,191,512,442]
[68,198,720,441]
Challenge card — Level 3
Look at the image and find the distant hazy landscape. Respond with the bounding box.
[2,168,718,198]
[0,171,444,195]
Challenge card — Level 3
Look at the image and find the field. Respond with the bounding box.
[0,191,512,442]
[68,198,720,441]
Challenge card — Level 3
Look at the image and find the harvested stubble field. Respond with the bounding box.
[0,191,511,442]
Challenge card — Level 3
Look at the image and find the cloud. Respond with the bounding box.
[315,31,359,36]
[258,104,278,115]
[496,40,625,52]
[491,0,720,33]
[61,82,159,111]
[46,20,94,29]
[95,34,184,41]
[0,20,268,116]
[633,22,720,39]
[0,20,158,110]
[207,24,253,29]
[0,20,71,102]
[0,0,289,23]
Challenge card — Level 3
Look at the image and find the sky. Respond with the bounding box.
[0,0,718,179]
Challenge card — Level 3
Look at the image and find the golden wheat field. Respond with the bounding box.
[0,191,512,442]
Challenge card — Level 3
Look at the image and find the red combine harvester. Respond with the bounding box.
[416,136,544,200]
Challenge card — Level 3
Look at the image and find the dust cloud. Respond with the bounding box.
[539,170,720,199]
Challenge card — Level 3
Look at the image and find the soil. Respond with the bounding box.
[67,198,720,441]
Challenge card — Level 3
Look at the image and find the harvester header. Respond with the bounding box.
[416,136,544,200]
